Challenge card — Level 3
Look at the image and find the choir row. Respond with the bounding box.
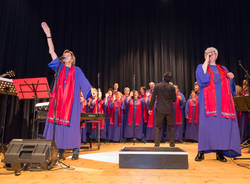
[80,82,249,144]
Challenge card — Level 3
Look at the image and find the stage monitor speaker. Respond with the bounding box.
[3,139,58,172]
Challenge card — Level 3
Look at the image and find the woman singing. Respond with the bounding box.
[41,22,92,160]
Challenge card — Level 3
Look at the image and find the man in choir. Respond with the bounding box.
[146,82,155,96]
[185,90,199,142]
[41,22,92,160]
[149,72,176,147]
[113,82,119,95]
[195,47,241,162]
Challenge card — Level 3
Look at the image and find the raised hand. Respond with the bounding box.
[227,72,234,79]
[41,22,57,60]
[41,22,51,37]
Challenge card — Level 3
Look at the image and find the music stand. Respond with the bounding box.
[13,77,50,138]
[234,96,250,112]
[13,77,50,100]
[0,77,17,153]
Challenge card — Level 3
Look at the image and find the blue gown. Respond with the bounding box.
[88,99,106,140]
[196,64,241,157]
[185,98,199,142]
[123,99,146,140]
[165,91,186,142]
[43,58,92,150]
[108,100,123,142]
[145,103,156,141]
[81,101,89,143]
[103,97,112,140]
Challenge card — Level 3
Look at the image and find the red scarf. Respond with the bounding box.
[140,95,148,123]
[104,96,113,118]
[91,99,105,130]
[110,99,122,126]
[205,65,236,119]
[48,66,75,126]
[188,98,199,124]
[147,107,156,128]
[128,99,142,126]
[174,92,182,125]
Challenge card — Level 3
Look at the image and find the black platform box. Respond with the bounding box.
[119,147,188,169]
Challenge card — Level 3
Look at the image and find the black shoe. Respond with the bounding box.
[195,151,204,161]
[154,144,160,147]
[216,152,227,162]
[71,153,79,160]
[58,153,65,160]
[154,144,160,151]
[170,142,175,147]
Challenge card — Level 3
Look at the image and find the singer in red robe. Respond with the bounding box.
[41,22,92,160]
[195,47,241,162]
[185,90,199,142]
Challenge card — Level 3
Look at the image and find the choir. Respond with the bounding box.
[80,80,249,144]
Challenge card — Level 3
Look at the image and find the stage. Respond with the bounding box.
[0,142,249,184]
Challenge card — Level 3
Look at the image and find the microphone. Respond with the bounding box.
[59,56,65,60]
[238,60,242,66]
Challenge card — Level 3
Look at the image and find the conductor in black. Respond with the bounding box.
[148,72,176,147]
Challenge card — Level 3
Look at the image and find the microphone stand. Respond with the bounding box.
[97,73,101,146]
[50,58,71,169]
[132,74,136,145]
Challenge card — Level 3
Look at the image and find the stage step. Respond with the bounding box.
[119,147,188,169]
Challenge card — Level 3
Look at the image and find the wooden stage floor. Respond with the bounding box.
[0,142,249,184]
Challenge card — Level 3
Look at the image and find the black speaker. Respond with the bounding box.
[3,139,58,172]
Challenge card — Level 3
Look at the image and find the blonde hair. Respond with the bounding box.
[236,85,242,96]
[116,91,122,97]
[63,49,76,65]
[91,88,97,95]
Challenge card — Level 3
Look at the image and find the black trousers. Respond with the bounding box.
[155,111,175,146]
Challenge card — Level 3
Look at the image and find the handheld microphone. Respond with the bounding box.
[59,56,65,60]
[238,60,242,66]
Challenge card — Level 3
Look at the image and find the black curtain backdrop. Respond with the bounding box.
[0,0,250,142]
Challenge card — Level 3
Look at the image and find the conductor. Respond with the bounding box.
[148,72,176,147]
